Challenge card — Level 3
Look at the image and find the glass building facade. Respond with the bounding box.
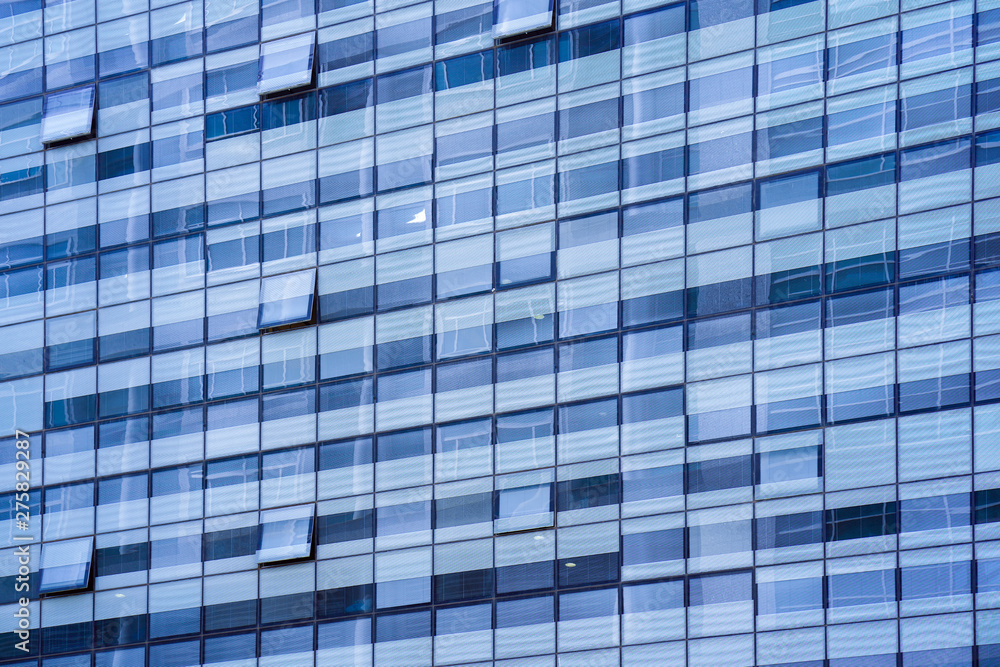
[4,0,1000,664]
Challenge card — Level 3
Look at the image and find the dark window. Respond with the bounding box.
[316,510,374,544]
[94,542,149,577]
[556,474,619,511]
[826,502,897,541]
[976,488,1000,524]
[203,526,259,561]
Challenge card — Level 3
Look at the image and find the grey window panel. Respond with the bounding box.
[493,0,554,39]
[257,515,314,563]
[41,86,95,143]
[259,35,316,96]
[258,268,316,328]
[495,483,553,533]
[38,537,94,593]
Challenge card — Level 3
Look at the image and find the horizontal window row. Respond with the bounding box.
[1,620,995,667]
[30,364,1000,436]
[3,239,996,367]
[6,482,999,590]
[16,280,995,383]
[7,0,998,151]
[3,129,996,233]
[13,0,1000,108]
[11,478,1000,558]
[4,553,1000,658]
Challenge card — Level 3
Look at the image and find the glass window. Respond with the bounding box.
[827,101,896,147]
[437,357,492,392]
[686,455,752,494]
[977,129,1000,166]
[435,50,493,91]
[689,0,752,29]
[257,507,314,563]
[316,509,373,544]
[437,126,492,167]
[44,481,94,513]
[318,32,373,74]
[757,577,823,615]
[975,488,1000,524]
[755,511,824,549]
[378,18,431,60]
[497,484,551,519]
[206,104,260,141]
[902,648,972,667]
[262,447,315,479]
[689,519,752,557]
[318,617,371,648]
[623,528,684,565]
[687,312,750,350]
[901,561,971,599]
[498,35,554,76]
[759,51,822,97]
[898,275,969,315]
[494,0,555,39]
[826,502,897,541]
[436,4,492,44]
[756,117,823,161]
[623,580,683,613]
[901,16,972,65]
[376,427,431,461]
[39,537,94,593]
[826,152,895,196]
[435,492,492,528]
[41,86,95,144]
[377,501,431,536]
[827,34,896,80]
[95,542,148,579]
[376,610,431,642]
[688,571,752,605]
[258,34,316,96]
[900,137,971,181]
[319,78,373,117]
[689,68,753,111]
[558,20,620,62]
[756,445,821,484]
[901,85,972,131]
[436,418,491,452]
[758,170,819,209]
[97,143,151,180]
[624,4,684,45]
[559,99,618,141]
[900,494,970,532]
[436,603,491,635]
[98,473,148,504]
[258,269,316,328]
[622,465,682,502]
[376,66,431,105]
[205,455,259,488]
[559,587,618,620]
[623,82,684,126]
[496,595,553,627]
[556,474,619,511]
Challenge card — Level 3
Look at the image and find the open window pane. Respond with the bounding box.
[258,34,316,96]
[39,537,94,593]
[257,505,314,563]
[495,483,553,533]
[41,86,96,144]
[258,268,316,328]
[493,0,554,39]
